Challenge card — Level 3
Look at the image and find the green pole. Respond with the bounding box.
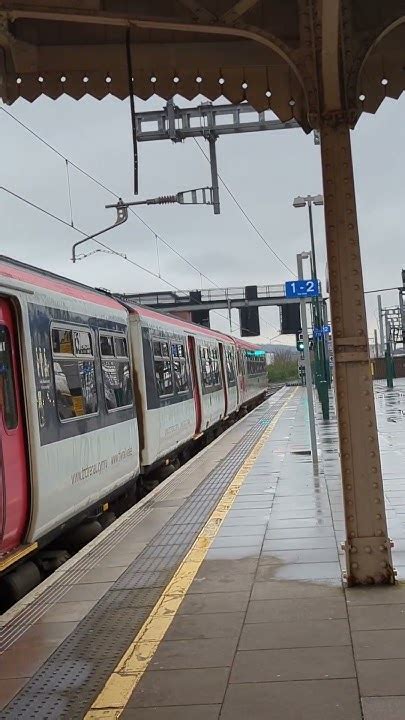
[386,343,394,389]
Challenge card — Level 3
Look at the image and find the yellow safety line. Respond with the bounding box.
[84,390,295,719]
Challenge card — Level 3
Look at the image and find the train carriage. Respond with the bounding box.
[0,257,139,568]
[237,339,268,407]
[126,303,239,471]
[0,256,268,605]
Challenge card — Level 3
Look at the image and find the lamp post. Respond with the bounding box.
[293,194,324,280]
[293,194,330,419]
[297,251,318,466]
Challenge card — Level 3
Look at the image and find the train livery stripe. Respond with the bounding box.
[0,259,121,309]
[84,390,294,719]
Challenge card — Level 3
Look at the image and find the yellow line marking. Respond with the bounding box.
[84,390,295,719]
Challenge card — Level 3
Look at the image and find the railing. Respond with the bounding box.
[125,283,310,306]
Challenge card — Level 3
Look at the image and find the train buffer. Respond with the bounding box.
[1,383,405,719]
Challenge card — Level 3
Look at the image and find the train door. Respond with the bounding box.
[234,347,241,407]
[0,444,4,544]
[0,299,29,554]
[187,335,202,434]
[218,343,228,417]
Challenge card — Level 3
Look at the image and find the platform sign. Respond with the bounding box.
[285,279,320,299]
[313,324,331,339]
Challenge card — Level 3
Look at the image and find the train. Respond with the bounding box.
[0,256,267,605]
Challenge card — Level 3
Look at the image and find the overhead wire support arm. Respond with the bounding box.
[71,200,128,263]
[71,187,214,263]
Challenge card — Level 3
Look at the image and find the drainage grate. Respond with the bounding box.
[3,390,291,719]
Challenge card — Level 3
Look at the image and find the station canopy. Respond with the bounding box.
[0,1,404,132]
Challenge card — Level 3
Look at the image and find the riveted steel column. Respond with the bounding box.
[320,122,394,585]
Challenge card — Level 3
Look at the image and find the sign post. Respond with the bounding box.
[294,255,318,465]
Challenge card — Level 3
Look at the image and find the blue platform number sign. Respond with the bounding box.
[313,324,331,339]
[285,279,320,299]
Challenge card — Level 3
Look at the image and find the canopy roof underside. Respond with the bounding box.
[0,1,404,130]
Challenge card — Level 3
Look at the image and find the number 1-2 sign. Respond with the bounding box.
[285,279,320,299]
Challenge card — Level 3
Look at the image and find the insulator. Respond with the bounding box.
[148,195,177,205]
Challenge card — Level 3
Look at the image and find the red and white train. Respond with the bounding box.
[0,256,267,604]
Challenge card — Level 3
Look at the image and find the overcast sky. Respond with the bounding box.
[0,91,403,345]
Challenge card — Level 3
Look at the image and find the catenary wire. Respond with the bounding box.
[0,106,280,339]
[193,137,296,276]
[0,185,281,342]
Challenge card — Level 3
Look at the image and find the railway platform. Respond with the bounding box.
[2,382,405,719]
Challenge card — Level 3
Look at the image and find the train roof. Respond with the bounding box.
[122,299,264,351]
[0,256,264,351]
[122,297,238,344]
[0,255,121,310]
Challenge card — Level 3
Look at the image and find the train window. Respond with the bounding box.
[73,330,93,356]
[245,352,266,376]
[0,326,18,430]
[52,328,73,354]
[153,339,174,397]
[211,348,221,386]
[199,345,222,389]
[100,333,133,411]
[226,348,236,386]
[100,334,114,356]
[54,359,98,420]
[172,342,189,393]
[114,336,128,358]
[102,358,132,410]
[52,325,98,421]
[199,346,212,387]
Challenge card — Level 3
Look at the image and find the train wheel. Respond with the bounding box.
[99,511,116,529]
[157,463,176,481]
[63,519,103,554]
[0,561,42,610]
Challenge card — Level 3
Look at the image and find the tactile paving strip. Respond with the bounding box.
[3,390,291,719]
[2,388,285,650]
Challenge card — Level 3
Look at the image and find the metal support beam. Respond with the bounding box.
[134,100,318,215]
[320,122,394,585]
[135,101,302,142]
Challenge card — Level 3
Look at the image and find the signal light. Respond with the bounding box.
[296,333,304,352]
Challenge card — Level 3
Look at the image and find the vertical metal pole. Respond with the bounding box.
[320,122,393,585]
[399,289,405,349]
[297,253,318,465]
[208,134,220,215]
[373,329,379,358]
[377,295,385,355]
[227,299,232,333]
[323,300,331,387]
[385,315,390,352]
[384,315,394,389]
[308,202,317,279]
[308,201,328,402]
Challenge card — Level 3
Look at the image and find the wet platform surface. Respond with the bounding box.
[2,382,405,718]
